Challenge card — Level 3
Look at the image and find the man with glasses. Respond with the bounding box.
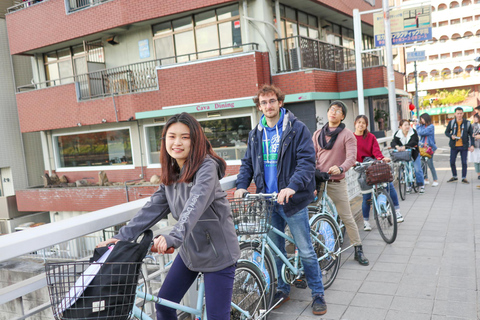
[312,101,369,266]
[235,85,327,316]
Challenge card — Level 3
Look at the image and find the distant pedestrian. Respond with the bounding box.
[445,107,475,184]
[416,113,439,187]
[468,113,480,180]
[470,105,480,123]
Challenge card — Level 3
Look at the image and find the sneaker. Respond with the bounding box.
[462,179,469,184]
[406,187,412,194]
[424,180,430,185]
[273,291,290,309]
[432,181,439,187]
[363,220,372,231]
[447,177,458,183]
[396,210,404,223]
[419,186,425,194]
[478,176,480,180]
[312,295,327,315]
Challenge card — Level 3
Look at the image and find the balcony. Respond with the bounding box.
[406,71,480,92]
[274,35,382,73]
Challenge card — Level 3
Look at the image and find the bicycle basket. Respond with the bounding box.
[391,149,412,162]
[356,170,374,194]
[45,261,142,320]
[230,198,273,235]
[365,162,393,186]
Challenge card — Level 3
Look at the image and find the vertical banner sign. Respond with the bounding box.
[374,5,432,46]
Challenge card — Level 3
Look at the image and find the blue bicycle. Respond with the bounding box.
[391,148,418,200]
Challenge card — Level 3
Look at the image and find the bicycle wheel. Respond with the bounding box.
[231,260,268,320]
[309,214,341,289]
[398,165,406,200]
[239,241,276,308]
[373,189,397,244]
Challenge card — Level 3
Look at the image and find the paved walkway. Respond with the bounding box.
[269,138,480,319]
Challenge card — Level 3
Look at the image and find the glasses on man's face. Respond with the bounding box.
[260,99,278,106]
[328,107,343,115]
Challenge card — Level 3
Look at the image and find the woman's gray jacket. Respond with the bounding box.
[114,157,240,272]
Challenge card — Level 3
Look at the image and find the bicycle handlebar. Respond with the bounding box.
[150,245,175,254]
[243,192,278,200]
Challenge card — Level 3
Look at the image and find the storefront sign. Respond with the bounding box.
[374,5,432,47]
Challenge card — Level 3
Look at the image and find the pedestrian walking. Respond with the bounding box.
[468,113,480,181]
[234,85,327,316]
[312,101,369,266]
[445,107,475,184]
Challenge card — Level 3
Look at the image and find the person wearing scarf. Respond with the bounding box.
[312,101,369,266]
[445,107,475,184]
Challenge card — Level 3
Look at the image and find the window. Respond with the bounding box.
[441,53,450,59]
[152,4,242,64]
[55,129,133,169]
[438,21,448,27]
[450,19,460,25]
[463,17,472,23]
[429,55,438,60]
[464,31,474,39]
[452,51,462,58]
[450,1,460,8]
[439,35,449,42]
[465,49,474,56]
[438,4,448,10]
[145,116,252,165]
[462,0,471,5]
[452,33,461,40]
[275,4,319,39]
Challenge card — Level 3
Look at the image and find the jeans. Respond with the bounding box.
[268,204,324,298]
[413,155,424,186]
[156,255,235,320]
[450,146,468,179]
[424,155,438,181]
[362,182,400,220]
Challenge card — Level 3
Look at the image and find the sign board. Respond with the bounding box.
[374,5,432,47]
[407,50,426,62]
[138,39,150,59]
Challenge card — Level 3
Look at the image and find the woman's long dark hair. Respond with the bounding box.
[420,113,432,126]
[160,113,226,185]
[354,115,370,138]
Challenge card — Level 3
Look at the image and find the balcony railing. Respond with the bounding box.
[7,0,45,13]
[16,43,259,100]
[275,36,382,73]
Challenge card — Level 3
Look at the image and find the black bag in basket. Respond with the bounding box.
[62,230,153,319]
[366,162,393,185]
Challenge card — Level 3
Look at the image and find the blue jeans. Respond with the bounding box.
[425,155,438,181]
[413,155,424,186]
[156,255,235,320]
[450,146,468,179]
[362,182,400,220]
[268,204,324,298]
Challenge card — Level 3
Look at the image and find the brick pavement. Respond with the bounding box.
[268,160,480,320]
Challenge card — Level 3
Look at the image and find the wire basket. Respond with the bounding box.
[229,198,274,235]
[390,149,412,162]
[45,261,143,320]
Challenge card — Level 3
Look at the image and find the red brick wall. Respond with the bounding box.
[337,67,405,92]
[6,0,236,55]
[272,70,338,94]
[16,52,269,132]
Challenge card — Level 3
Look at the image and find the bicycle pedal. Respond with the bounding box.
[294,279,307,289]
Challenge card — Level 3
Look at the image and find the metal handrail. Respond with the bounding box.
[6,0,46,13]
[16,43,259,100]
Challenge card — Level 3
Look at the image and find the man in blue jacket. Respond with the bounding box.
[234,85,326,316]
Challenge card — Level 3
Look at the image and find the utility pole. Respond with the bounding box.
[382,0,398,132]
[414,58,419,119]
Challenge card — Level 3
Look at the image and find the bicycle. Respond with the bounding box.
[390,147,418,200]
[354,160,397,244]
[45,249,270,319]
[233,189,344,304]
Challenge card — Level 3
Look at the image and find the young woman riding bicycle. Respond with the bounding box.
[353,115,403,230]
[391,119,425,194]
[97,113,240,320]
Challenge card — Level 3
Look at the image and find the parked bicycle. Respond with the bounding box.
[354,160,397,244]
[390,147,418,200]
[45,247,269,320]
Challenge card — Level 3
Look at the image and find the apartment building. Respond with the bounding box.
[405,0,480,124]
[5,0,408,218]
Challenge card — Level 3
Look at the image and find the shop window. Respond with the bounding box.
[54,129,133,169]
[145,116,252,165]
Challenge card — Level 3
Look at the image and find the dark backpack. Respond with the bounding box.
[62,230,153,319]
